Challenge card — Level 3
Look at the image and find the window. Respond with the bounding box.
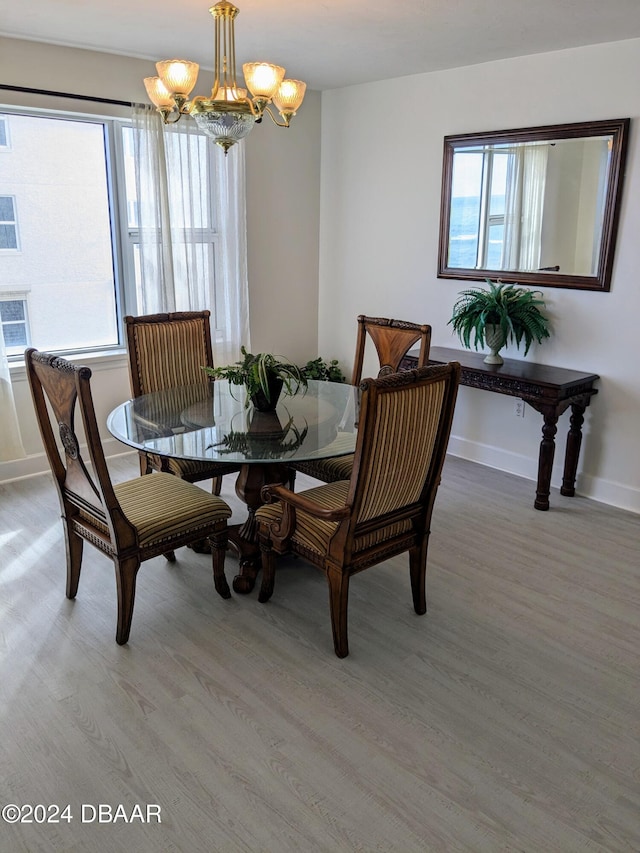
[0,112,120,354]
[120,124,220,318]
[0,298,29,354]
[448,145,508,270]
[0,195,18,250]
[0,107,222,360]
[0,116,8,149]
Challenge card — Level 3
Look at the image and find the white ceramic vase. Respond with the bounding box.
[483,324,506,365]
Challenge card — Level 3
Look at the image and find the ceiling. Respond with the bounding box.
[3,0,640,91]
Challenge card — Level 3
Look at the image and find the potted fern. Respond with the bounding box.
[449,279,551,364]
[300,357,346,383]
[203,346,307,411]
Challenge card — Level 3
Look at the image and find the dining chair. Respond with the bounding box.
[124,311,240,494]
[256,361,460,658]
[292,314,432,484]
[25,348,233,645]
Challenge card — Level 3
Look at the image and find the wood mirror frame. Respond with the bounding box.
[437,118,630,292]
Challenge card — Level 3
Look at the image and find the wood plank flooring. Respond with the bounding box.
[0,455,638,852]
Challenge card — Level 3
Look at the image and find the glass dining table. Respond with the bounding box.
[107,379,358,593]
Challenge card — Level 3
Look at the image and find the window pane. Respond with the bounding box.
[164,132,211,229]
[0,224,17,249]
[0,119,7,147]
[449,151,482,268]
[2,322,27,348]
[0,114,118,352]
[122,126,139,229]
[0,196,14,220]
[0,300,25,321]
[489,152,508,216]
[486,223,504,268]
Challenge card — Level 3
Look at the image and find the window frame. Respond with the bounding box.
[0,194,20,252]
[0,296,30,353]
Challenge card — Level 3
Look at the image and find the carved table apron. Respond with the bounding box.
[402,346,599,511]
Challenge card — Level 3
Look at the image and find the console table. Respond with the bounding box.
[402,346,599,511]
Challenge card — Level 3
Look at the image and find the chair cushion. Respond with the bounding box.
[81,472,231,548]
[165,456,238,479]
[293,453,354,483]
[116,473,232,546]
[256,480,412,556]
[292,431,356,483]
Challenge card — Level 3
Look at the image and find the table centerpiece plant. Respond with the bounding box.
[203,346,307,411]
[448,279,551,365]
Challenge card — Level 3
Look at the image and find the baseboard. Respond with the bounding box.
[577,472,640,515]
[447,435,640,515]
[0,438,134,484]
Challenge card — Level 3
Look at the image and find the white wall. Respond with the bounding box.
[319,39,640,512]
[0,37,321,480]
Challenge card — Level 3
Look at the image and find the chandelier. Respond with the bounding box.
[143,1,306,154]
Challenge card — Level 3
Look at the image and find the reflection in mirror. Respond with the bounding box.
[438,119,629,291]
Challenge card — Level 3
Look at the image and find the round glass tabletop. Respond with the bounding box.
[107,379,358,466]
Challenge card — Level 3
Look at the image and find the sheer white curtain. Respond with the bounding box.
[132,106,249,365]
[501,143,549,271]
[0,329,25,461]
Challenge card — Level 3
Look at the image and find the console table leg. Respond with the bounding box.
[560,403,586,497]
[535,412,558,511]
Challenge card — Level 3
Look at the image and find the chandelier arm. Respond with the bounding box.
[160,108,184,125]
[262,106,291,128]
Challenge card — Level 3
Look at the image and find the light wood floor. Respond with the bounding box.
[0,455,638,853]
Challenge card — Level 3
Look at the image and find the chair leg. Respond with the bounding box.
[63,521,83,599]
[139,451,151,476]
[114,556,140,645]
[326,565,350,658]
[212,476,223,496]
[409,540,428,615]
[258,548,276,603]
[209,528,230,599]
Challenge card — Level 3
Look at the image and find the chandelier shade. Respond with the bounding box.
[243,63,285,99]
[143,2,307,153]
[156,60,200,99]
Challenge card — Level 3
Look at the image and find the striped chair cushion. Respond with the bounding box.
[294,453,354,483]
[165,457,238,479]
[132,320,210,395]
[356,380,445,523]
[256,481,412,556]
[293,432,356,482]
[80,472,231,548]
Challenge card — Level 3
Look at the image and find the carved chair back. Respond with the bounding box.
[25,348,137,552]
[350,315,432,385]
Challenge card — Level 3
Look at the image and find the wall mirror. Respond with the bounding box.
[437,118,629,291]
